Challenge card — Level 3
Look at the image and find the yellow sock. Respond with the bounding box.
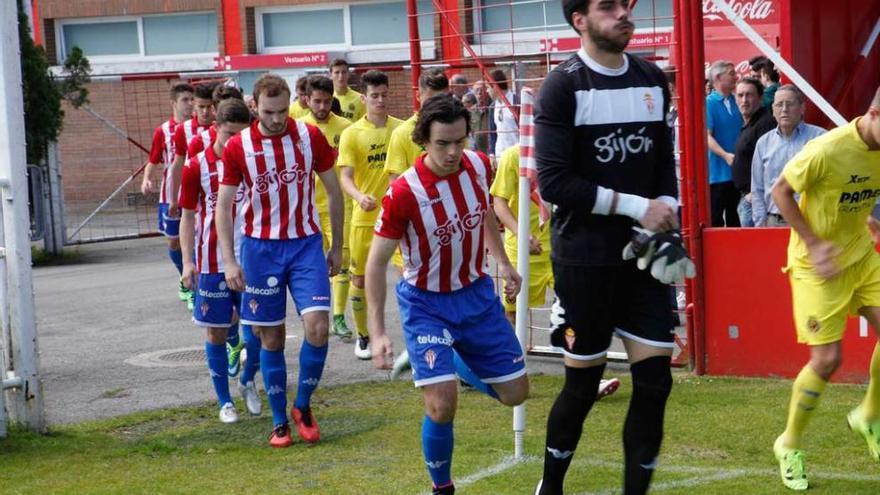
[782,365,827,448]
[350,285,368,338]
[332,269,350,317]
[861,342,880,421]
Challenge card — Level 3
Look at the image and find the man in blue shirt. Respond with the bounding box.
[706,60,743,226]
[751,85,826,226]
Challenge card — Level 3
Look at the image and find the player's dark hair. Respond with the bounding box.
[419,68,449,92]
[490,69,509,92]
[737,77,765,98]
[412,94,471,146]
[296,76,308,93]
[563,0,591,31]
[329,58,349,70]
[252,73,291,104]
[306,75,334,96]
[169,82,194,101]
[361,70,389,91]
[194,82,217,101]
[212,85,243,106]
[215,98,251,125]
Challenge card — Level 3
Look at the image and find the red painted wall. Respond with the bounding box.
[702,228,875,383]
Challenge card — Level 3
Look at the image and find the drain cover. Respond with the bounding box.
[125,346,206,368]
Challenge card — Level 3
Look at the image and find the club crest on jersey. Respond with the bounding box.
[564,328,576,349]
[643,92,656,114]
[248,298,259,314]
[200,301,210,317]
[425,349,437,370]
[432,208,485,247]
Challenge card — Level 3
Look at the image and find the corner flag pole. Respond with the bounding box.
[513,87,537,459]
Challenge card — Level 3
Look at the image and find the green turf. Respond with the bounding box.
[1,373,879,494]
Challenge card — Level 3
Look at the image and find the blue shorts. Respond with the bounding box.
[157,203,180,238]
[193,273,240,327]
[239,233,331,326]
[397,276,526,388]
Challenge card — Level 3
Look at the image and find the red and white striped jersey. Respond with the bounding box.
[221,118,335,240]
[174,118,209,160]
[148,117,178,204]
[179,144,247,274]
[375,150,492,292]
[187,125,217,159]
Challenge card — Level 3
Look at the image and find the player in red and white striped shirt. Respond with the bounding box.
[141,82,194,304]
[186,86,244,159]
[217,74,345,448]
[366,94,528,495]
[179,98,256,425]
[168,82,217,217]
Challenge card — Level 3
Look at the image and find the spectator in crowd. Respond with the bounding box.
[749,55,769,79]
[470,80,492,155]
[760,62,781,108]
[462,92,478,147]
[732,77,776,227]
[663,66,680,193]
[489,69,520,158]
[706,60,743,226]
[450,73,469,100]
[751,85,826,226]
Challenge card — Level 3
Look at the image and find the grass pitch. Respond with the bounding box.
[2,373,879,494]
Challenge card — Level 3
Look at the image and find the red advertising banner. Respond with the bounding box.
[214,52,328,71]
[702,0,779,25]
[540,31,672,53]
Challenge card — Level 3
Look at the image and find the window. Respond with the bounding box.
[631,0,674,29]
[262,9,346,48]
[478,0,567,34]
[58,12,218,61]
[350,1,435,46]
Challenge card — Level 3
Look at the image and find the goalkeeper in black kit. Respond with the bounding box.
[533,1,695,495]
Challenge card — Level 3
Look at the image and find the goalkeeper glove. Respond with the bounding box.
[622,227,696,285]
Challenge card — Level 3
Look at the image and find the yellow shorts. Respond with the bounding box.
[502,251,554,312]
[320,201,353,268]
[790,251,880,345]
[349,225,402,277]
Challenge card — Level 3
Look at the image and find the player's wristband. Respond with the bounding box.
[613,192,650,221]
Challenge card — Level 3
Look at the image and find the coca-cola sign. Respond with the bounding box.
[703,0,778,24]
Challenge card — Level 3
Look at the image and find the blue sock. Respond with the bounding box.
[240,325,260,385]
[226,324,240,347]
[260,348,288,426]
[453,351,499,400]
[205,342,232,407]
[422,415,454,488]
[294,340,328,410]
[168,248,183,275]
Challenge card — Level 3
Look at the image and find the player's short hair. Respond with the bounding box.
[361,70,389,91]
[775,84,804,105]
[193,82,217,101]
[306,75,334,96]
[252,73,291,104]
[490,69,509,92]
[295,76,308,93]
[872,86,880,109]
[708,60,734,82]
[736,77,765,98]
[329,58,349,70]
[562,0,591,30]
[215,98,251,125]
[212,85,243,106]
[170,82,194,101]
[419,68,449,92]
[412,94,471,146]
[760,64,780,83]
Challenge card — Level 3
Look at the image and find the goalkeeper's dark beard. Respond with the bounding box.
[587,20,633,53]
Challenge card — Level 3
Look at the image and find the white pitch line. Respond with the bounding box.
[416,455,536,495]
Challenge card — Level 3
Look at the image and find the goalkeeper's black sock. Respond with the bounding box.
[539,365,605,495]
[623,356,672,495]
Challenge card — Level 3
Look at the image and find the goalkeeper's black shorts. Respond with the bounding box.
[549,261,675,360]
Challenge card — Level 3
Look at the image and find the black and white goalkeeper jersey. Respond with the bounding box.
[535,49,677,266]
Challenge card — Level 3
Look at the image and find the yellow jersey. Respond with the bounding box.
[302,113,352,215]
[489,145,551,255]
[385,113,424,176]
[288,100,310,119]
[334,88,366,122]
[338,115,404,227]
[783,118,880,275]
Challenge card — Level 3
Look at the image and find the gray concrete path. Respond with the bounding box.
[34,237,574,425]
